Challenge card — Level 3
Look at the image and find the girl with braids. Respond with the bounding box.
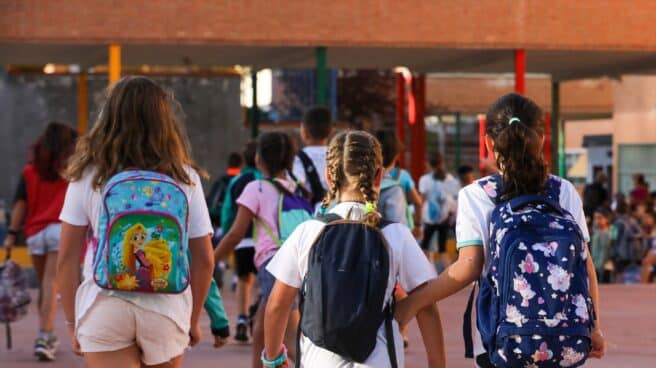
[262,130,445,368]
[395,94,606,367]
[215,131,311,368]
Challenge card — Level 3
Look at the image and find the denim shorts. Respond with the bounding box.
[257,257,297,309]
[26,223,61,256]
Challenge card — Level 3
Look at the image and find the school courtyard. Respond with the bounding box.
[1,283,654,367]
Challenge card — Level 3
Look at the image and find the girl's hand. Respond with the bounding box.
[189,324,202,347]
[67,324,82,356]
[589,328,606,359]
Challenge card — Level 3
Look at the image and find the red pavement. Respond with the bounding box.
[1,284,655,367]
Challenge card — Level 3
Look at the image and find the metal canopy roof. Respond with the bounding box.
[3,43,656,81]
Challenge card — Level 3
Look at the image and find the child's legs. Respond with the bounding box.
[238,274,254,316]
[85,345,141,368]
[251,302,265,368]
[437,223,452,268]
[640,251,656,283]
[39,251,59,332]
[142,355,184,368]
[421,224,438,259]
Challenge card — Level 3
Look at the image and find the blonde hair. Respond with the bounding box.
[121,223,147,273]
[65,76,206,189]
[143,239,173,281]
[322,130,383,227]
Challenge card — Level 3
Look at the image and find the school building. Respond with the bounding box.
[2,0,656,195]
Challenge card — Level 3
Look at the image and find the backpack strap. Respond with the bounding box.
[316,213,343,224]
[297,150,325,204]
[384,298,399,368]
[463,282,478,359]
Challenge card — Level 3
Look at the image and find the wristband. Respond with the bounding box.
[7,229,19,237]
[261,345,287,367]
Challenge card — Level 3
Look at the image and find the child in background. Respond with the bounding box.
[221,140,262,342]
[263,130,445,368]
[215,131,311,368]
[3,122,78,361]
[374,130,422,237]
[291,106,333,208]
[395,93,605,367]
[591,208,613,282]
[56,76,215,367]
[457,165,476,187]
[640,212,656,283]
[418,153,459,264]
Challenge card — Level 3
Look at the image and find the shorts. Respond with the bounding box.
[77,294,189,365]
[234,247,257,277]
[256,257,297,310]
[26,223,61,255]
[421,222,450,253]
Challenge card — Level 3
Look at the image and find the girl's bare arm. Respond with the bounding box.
[56,223,88,325]
[264,280,298,361]
[396,246,484,325]
[214,205,254,262]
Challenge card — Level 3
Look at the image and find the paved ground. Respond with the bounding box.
[1,284,655,367]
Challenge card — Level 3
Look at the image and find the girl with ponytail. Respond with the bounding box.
[262,130,445,367]
[395,93,606,367]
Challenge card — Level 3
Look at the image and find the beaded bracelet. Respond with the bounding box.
[261,345,288,368]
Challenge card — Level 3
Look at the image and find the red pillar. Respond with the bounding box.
[409,74,426,183]
[478,115,487,176]
[395,72,406,168]
[544,112,552,170]
[515,49,526,94]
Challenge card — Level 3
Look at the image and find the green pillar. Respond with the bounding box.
[455,111,462,171]
[251,70,259,138]
[551,81,565,177]
[315,47,327,105]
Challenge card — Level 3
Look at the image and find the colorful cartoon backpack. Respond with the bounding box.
[464,174,594,368]
[254,179,313,246]
[93,170,190,294]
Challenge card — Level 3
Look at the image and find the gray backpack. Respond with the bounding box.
[0,252,32,349]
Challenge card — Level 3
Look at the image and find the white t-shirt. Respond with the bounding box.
[456,175,590,356]
[59,167,213,333]
[266,202,436,368]
[418,173,460,225]
[291,146,328,194]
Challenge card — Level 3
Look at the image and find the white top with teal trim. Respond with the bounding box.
[455,176,591,251]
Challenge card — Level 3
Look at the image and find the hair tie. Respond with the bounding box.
[364,201,376,214]
[508,117,521,125]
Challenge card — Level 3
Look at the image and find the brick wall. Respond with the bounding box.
[3,1,656,51]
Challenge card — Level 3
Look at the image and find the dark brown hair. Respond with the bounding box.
[374,129,403,168]
[31,122,78,181]
[322,130,383,227]
[66,76,203,189]
[303,106,333,140]
[257,131,296,177]
[486,93,548,200]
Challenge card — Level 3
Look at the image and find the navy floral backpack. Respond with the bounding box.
[465,174,594,368]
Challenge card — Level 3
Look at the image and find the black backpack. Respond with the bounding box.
[296,150,326,206]
[297,213,398,367]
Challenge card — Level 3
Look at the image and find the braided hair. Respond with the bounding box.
[321,130,383,227]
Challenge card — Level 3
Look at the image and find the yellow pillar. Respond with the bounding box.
[78,71,88,134]
[109,44,121,84]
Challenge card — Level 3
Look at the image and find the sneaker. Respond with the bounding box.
[34,335,57,361]
[234,316,249,342]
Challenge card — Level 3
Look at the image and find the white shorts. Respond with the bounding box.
[26,223,61,256]
[77,294,189,365]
